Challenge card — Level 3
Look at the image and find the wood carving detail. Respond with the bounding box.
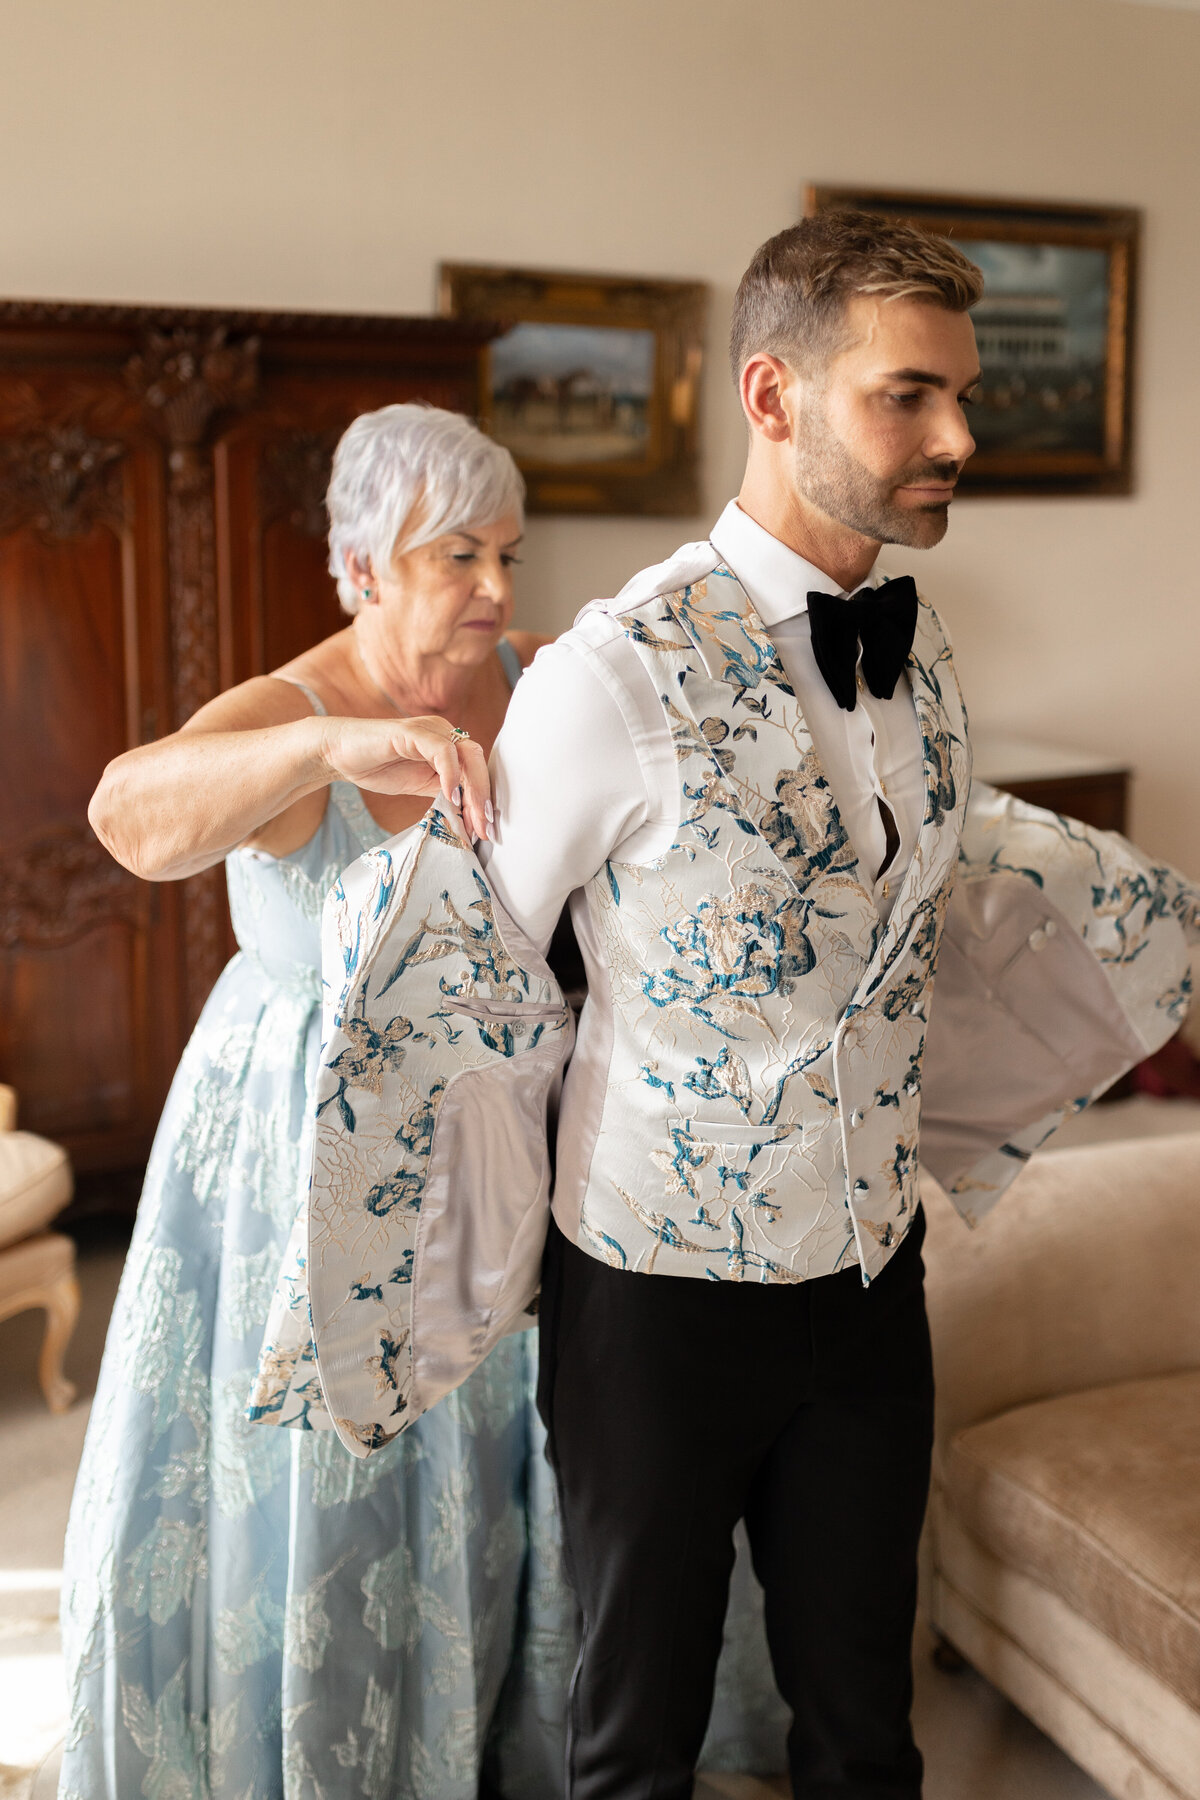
[0,426,125,540]
[0,297,500,349]
[164,454,220,728]
[260,429,341,537]
[125,328,260,733]
[122,327,263,1013]
[181,868,228,1029]
[0,825,144,950]
[125,328,260,448]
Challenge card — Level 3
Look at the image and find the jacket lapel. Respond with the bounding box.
[851,597,971,1003]
[664,567,970,1007]
[663,566,870,904]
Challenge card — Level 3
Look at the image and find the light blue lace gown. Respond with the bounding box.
[59,682,786,1800]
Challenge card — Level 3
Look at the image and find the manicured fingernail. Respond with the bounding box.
[484,800,494,823]
[452,786,462,809]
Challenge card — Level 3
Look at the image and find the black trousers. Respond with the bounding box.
[537,1211,934,1800]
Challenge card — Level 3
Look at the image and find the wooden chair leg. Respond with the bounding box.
[37,1269,80,1413]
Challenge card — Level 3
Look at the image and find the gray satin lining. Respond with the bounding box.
[920,871,1145,1190]
[410,1045,563,1415]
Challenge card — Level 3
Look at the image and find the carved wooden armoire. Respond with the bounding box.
[0,301,495,1193]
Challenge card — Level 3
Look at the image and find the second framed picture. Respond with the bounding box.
[806,185,1140,496]
[439,263,707,515]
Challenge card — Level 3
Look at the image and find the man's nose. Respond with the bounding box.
[927,399,975,468]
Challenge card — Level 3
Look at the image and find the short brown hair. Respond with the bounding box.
[729,210,984,380]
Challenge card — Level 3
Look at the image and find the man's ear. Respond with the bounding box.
[739,353,800,444]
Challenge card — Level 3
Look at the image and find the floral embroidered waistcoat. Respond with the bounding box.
[560,565,970,1285]
[245,565,1198,1457]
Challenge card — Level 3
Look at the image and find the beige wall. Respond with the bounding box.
[3,0,1198,870]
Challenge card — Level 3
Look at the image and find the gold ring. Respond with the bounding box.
[450,726,471,743]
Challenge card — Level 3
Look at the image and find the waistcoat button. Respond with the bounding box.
[853,1178,869,1195]
[849,1107,865,1129]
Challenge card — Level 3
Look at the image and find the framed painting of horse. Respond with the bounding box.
[438,262,707,514]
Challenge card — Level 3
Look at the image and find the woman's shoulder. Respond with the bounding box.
[171,631,358,735]
[272,629,361,715]
[177,672,321,735]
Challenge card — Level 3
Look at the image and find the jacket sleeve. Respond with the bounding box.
[920,780,1199,1224]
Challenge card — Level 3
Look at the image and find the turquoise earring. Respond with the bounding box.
[362,587,372,601]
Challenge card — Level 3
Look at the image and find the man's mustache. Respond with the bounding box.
[898,459,961,486]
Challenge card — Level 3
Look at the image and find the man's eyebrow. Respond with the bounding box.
[881,367,984,391]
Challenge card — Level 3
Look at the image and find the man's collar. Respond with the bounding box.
[708,499,882,627]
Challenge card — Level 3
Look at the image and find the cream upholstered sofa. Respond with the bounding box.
[922,1132,1200,1800]
[0,1084,78,1410]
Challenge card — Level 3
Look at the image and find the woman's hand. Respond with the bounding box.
[323,714,492,842]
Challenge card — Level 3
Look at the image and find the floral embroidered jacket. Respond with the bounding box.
[249,566,1198,1456]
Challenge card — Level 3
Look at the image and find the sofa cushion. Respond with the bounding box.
[942,1370,1200,1712]
[0,1132,72,1250]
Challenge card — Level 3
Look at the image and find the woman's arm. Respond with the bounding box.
[89,676,490,881]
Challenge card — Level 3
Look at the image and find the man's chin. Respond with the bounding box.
[877,507,950,549]
[913,504,951,540]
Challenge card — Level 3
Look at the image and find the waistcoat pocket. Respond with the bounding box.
[686,1118,791,1147]
[440,994,568,1025]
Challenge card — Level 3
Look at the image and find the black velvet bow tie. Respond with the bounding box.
[806,575,919,712]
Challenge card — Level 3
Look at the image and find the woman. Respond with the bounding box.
[60,405,578,1800]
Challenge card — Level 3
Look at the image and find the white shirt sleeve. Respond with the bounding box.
[477,620,676,951]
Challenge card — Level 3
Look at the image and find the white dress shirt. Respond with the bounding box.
[481,500,926,948]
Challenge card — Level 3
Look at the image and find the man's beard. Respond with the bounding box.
[792,401,959,548]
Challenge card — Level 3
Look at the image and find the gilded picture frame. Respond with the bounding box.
[438,263,707,515]
[805,185,1141,496]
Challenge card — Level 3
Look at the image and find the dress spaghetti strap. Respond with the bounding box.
[274,674,328,717]
[271,674,380,846]
[498,636,524,691]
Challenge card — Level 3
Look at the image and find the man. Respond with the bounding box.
[256,213,1198,1797]
[485,212,982,1798]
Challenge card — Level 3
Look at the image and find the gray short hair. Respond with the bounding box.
[327,403,525,613]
